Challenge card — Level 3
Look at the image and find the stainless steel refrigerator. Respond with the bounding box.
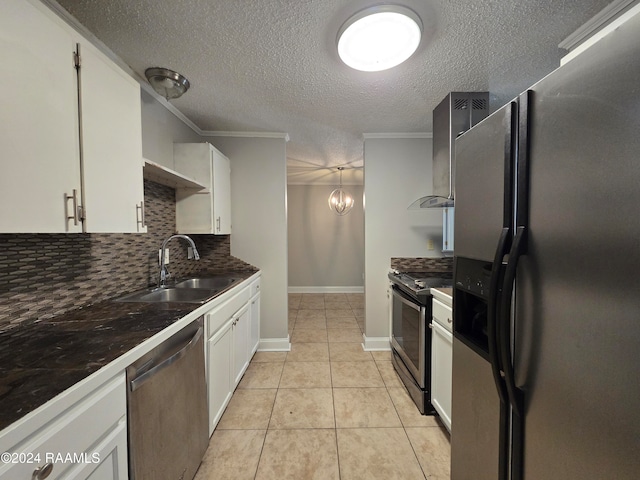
[450,10,640,480]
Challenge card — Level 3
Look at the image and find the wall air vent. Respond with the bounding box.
[454,98,469,110]
[472,98,488,110]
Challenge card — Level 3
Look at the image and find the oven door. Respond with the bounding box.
[391,285,427,387]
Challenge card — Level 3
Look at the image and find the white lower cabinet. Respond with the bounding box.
[249,278,261,356]
[0,373,127,480]
[205,274,261,436]
[207,318,233,436]
[232,304,250,386]
[431,294,453,432]
[66,418,128,480]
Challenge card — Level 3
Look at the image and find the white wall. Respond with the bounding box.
[288,184,364,291]
[211,137,289,348]
[140,90,201,167]
[363,136,443,346]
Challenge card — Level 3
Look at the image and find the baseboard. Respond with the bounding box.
[362,335,391,351]
[257,336,291,351]
[288,286,364,294]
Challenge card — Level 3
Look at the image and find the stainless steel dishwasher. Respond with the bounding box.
[126,317,208,480]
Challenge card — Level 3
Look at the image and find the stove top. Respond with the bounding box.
[388,270,453,298]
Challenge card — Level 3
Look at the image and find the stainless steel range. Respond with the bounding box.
[388,270,452,414]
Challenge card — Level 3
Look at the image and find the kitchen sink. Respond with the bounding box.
[114,275,244,304]
[173,276,242,290]
[115,287,216,304]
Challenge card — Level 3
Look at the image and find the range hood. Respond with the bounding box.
[411,92,490,208]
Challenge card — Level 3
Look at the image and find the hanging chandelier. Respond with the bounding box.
[328,167,355,216]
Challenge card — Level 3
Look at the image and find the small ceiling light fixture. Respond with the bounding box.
[337,5,422,72]
[328,167,355,216]
[145,67,190,100]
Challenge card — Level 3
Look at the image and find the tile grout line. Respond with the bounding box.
[252,359,282,480]
[328,320,342,480]
[376,358,429,479]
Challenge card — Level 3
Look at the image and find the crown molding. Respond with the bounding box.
[201,131,290,141]
[559,0,638,51]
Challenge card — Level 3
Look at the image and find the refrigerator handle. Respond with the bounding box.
[487,226,510,406]
[499,225,526,419]
[489,227,513,480]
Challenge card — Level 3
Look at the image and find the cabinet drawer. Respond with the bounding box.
[432,298,453,333]
[0,373,126,480]
[206,287,251,337]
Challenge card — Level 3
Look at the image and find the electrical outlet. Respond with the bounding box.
[158,248,169,265]
[427,238,435,251]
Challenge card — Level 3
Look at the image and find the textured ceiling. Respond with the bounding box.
[55,0,612,184]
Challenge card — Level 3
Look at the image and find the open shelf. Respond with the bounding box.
[143,159,207,190]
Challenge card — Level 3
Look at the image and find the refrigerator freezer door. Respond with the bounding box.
[451,337,501,480]
[454,104,515,262]
[515,12,640,479]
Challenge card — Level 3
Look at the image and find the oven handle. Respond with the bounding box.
[391,285,424,312]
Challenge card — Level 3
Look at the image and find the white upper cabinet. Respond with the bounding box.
[212,150,232,234]
[0,0,82,233]
[78,41,145,233]
[0,0,145,233]
[174,143,232,235]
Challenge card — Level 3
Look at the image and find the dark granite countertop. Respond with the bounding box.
[0,270,257,431]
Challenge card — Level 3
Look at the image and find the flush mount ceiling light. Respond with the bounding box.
[328,167,355,216]
[145,67,190,100]
[337,5,422,72]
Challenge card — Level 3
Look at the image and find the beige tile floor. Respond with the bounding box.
[195,293,451,480]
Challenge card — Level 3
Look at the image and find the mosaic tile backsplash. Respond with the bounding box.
[390,257,454,273]
[0,180,254,329]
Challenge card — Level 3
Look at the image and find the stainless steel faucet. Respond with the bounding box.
[158,234,200,288]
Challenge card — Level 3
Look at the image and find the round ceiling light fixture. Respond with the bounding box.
[145,67,190,100]
[337,5,422,72]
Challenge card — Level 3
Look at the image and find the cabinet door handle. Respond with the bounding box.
[216,216,221,232]
[136,201,146,229]
[447,317,452,324]
[65,189,79,226]
[32,462,54,480]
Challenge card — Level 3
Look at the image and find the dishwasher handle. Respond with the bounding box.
[129,325,203,392]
